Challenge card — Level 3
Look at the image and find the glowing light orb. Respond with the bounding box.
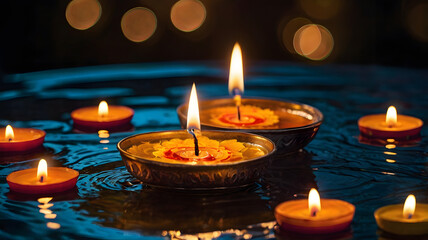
[65,0,101,30]
[121,7,157,42]
[171,0,206,32]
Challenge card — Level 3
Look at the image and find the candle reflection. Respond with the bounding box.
[37,197,61,229]
[98,130,110,145]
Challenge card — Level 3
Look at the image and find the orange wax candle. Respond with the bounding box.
[375,194,428,235]
[71,101,134,130]
[275,189,355,234]
[359,106,423,140]
[7,159,79,194]
[0,125,46,152]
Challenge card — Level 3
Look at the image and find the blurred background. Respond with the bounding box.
[0,0,427,75]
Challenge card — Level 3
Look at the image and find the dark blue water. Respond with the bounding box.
[0,62,427,240]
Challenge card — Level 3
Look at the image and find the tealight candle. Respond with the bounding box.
[71,101,134,130]
[0,125,46,152]
[7,159,79,194]
[359,106,423,140]
[375,194,428,235]
[275,188,355,234]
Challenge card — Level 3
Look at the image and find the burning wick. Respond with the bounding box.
[386,106,397,128]
[403,194,416,219]
[186,83,201,157]
[98,101,109,118]
[228,43,244,122]
[187,128,199,156]
[309,188,321,217]
[5,125,14,142]
[232,88,242,121]
[37,159,48,183]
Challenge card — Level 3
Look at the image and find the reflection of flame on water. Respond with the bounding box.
[171,0,206,32]
[37,197,61,229]
[384,151,397,156]
[385,144,396,149]
[293,24,334,61]
[98,130,110,144]
[163,221,276,240]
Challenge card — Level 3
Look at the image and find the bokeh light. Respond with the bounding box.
[299,0,342,19]
[406,3,428,42]
[293,24,334,61]
[121,7,157,43]
[171,0,206,32]
[65,0,102,30]
[282,17,312,54]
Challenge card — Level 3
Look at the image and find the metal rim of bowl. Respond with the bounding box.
[176,97,324,133]
[117,129,276,168]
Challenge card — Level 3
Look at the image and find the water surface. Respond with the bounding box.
[0,62,427,239]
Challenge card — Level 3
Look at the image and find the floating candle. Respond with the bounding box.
[7,159,79,194]
[118,83,275,189]
[275,188,355,234]
[375,194,428,235]
[71,101,134,130]
[177,43,323,153]
[0,125,46,152]
[359,106,423,140]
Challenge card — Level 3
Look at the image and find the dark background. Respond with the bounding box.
[0,0,427,75]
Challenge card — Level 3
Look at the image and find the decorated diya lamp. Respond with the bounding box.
[359,106,423,140]
[0,125,46,153]
[275,189,355,234]
[118,84,275,190]
[7,159,79,194]
[177,43,322,154]
[71,100,134,131]
[375,194,428,235]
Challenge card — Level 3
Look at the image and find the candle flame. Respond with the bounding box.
[187,83,200,131]
[228,42,244,96]
[308,188,321,216]
[37,159,48,183]
[5,125,14,141]
[403,194,416,219]
[98,101,109,118]
[386,106,397,128]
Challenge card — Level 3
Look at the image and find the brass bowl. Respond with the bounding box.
[117,130,276,190]
[177,98,323,155]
